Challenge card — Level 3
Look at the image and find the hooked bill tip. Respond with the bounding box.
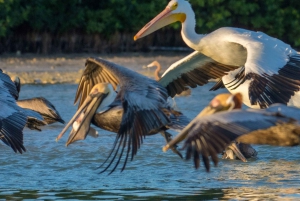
[162,145,169,152]
[133,35,137,41]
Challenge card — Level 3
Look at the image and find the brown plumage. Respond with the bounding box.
[163,93,300,172]
[13,76,65,130]
[198,93,258,161]
[57,58,191,174]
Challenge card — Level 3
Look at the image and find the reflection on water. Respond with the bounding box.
[0,83,300,200]
[1,187,300,200]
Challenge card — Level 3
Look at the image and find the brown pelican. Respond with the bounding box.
[56,57,190,174]
[0,70,43,153]
[147,60,191,96]
[163,103,300,171]
[199,93,257,161]
[134,0,300,109]
[13,77,65,130]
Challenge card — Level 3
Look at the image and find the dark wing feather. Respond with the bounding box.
[0,70,19,101]
[159,52,239,97]
[226,55,300,108]
[17,97,64,124]
[170,107,297,171]
[0,107,27,153]
[76,58,171,173]
[74,58,120,108]
[0,71,29,153]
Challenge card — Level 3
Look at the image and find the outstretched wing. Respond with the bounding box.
[164,105,298,171]
[17,97,65,124]
[159,51,239,97]
[0,70,27,153]
[75,58,120,108]
[0,102,27,153]
[222,28,300,108]
[74,58,170,173]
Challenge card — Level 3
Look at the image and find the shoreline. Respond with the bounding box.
[0,52,190,84]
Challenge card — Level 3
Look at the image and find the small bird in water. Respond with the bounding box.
[198,93,257,162]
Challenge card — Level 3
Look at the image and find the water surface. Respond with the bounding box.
[1,83,300,200]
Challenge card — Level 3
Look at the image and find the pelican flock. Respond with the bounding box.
[56,0,300,174]
[134,0,300,109]
[3,0,300,180]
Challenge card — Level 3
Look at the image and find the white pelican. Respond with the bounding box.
[163,103,300,171]
[198,93,257,162]
[0,70,43,153]
[134,0,300,109]
[147,60,191,96]
[56,57,190,174]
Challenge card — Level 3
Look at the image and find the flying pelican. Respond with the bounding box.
[147,60,191,96]
[163,103,300,171]
[56,57,190,174]
[134,0,300,109]
[13,77,65,126]
[0,70,43,153]
[198,93,257,161]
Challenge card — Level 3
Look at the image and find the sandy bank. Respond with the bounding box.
[0,52,190,84]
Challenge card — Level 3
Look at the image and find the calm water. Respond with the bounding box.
[1,83,300,200]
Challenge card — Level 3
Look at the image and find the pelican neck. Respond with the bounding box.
[180,9,204,50]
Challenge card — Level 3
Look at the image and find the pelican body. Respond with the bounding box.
[199,93,258,162]
[163,103,300,171]
[135,0,300,109]
[57,58,190,174]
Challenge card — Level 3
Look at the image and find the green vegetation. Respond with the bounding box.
[0,0,299,53]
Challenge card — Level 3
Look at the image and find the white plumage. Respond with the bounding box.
[135,0,300,109]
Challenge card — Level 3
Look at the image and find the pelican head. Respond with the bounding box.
[56,83,116,146]
[147,61,158,68]
[198,93,243,117]
[134,0,191,40]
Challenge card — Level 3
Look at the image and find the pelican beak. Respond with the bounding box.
[198,106,220,117]
[146,64,155,68]
[56,92,108,146]
[163,117,195,152]
[226,142,247,162]
[134,7,185,40]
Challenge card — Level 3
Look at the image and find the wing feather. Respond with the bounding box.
[76,58,171,173]
[166,105,300,171]
[159,52,239,97]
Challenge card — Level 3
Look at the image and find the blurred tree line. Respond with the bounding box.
[0,0,299,54]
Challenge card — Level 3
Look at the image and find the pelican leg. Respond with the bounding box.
[160,131,183,159]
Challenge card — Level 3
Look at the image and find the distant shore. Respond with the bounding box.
[0,52,189,84]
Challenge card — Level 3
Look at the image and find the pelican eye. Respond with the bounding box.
[171,2,178,10]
